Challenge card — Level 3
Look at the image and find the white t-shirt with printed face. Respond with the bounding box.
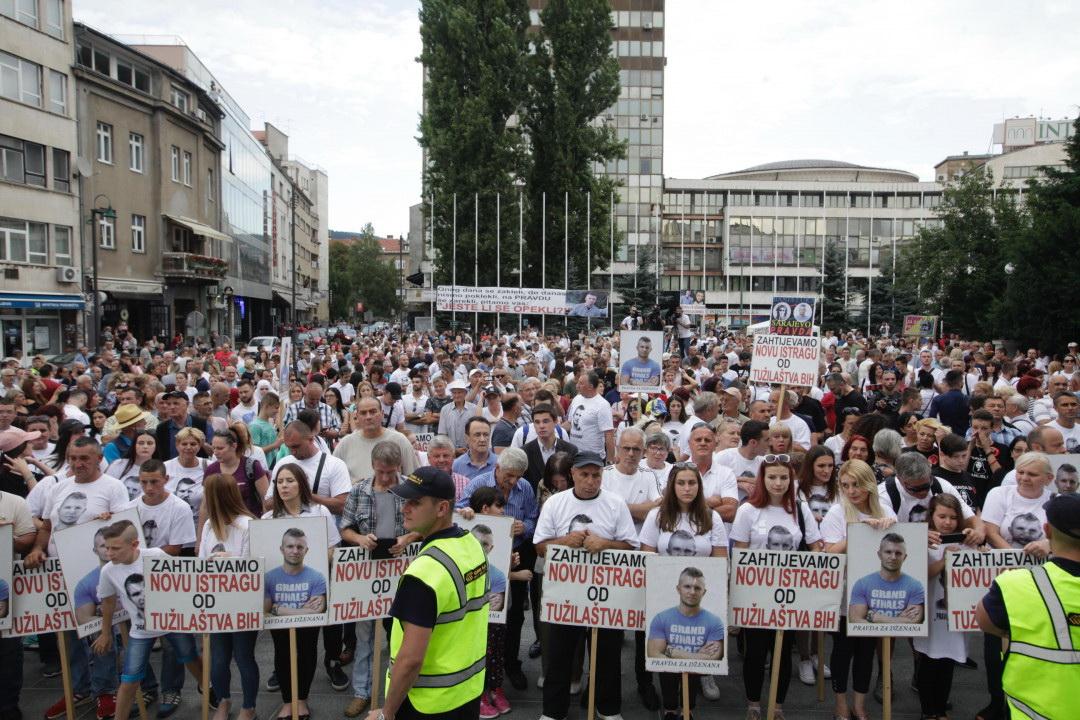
[164,458,207,540]
[714,448,761,501]
[638,508,728,556]
[818,503,897,546]
[981,485,1052,548]
[44,475,129,554]
[1048,420,1080,454]
[912,544,967,662]
[267,452,352,511]
[125,493,197,550]
[639,461,673,498]
[198,515,251,559]
[533,488,639,548]
[877,477,975,524]
[601,465,661,533]
[566,394,614,457]
[730,502,822,550]
[98,547,168,639]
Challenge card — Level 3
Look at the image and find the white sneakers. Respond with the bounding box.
[798,656,832,685]
[700,675,721,700]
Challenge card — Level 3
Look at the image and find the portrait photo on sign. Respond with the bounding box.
[618,330,664,394]
[845,522,928,637]
[0,525,12,628]
[644,555,728,675]
[1048,454,1080,494]
[455,513,513,624]
[249,516,330,629]
[565,289,609,318]
[53,508,145,638]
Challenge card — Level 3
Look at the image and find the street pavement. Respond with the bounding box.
[18,622,991,719]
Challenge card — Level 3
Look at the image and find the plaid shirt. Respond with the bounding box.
[285,399,341,432]
[342,476,406,537]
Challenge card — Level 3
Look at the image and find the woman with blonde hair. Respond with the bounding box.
[820,459,896,720]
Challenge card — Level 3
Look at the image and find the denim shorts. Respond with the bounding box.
[121,634,198,683]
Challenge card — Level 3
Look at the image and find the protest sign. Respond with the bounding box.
[0,525,10,631]
[730,548,844,632]
[436,286,569,316]
[2,557,76,637]
[749,334,820,387]
[846,523,928,637]
[541,546,646,631]
[250,517,330,629]
[944,549,1045,632]
[644,555,729,675]
[455,514,513,624]
[1049,453,1080,488]
[566,290,610,319]
[769,296,816,336]
[678,289,708,317]
[328,542,422,623]
[145,556,264,633]
[279,336,292,388]
[618,330,664,394]
[53,508,145,638]
[414,431,434,453]
[903,315,938,340]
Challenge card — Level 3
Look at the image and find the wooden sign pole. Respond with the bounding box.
[586,627,598,720]
[56,632,76,720]
[765,630,784,720]
[289,628,299,720]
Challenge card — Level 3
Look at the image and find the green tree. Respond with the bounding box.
[820,241,848,332]
[522,0,625,286]
[997,115,1080,350]
[328,223,402,319]
[612,243,659,316]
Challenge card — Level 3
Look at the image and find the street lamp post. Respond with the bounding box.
[89,195,116,351]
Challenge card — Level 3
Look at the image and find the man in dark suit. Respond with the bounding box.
[522,404,578,492]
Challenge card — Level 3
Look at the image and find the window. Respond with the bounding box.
[98,214,114,248]
[170,86,189,113]
[45,0,63,38]
[0,0,38,27]
[182,151,191,186]
[128,132,143,173]
[0,218,27,261]
[52,148,69,191]
[170,146,179,181]
[53,225,71,265]
[207,168,214,203]
[131,214,145,253]
[48,70,65,114]
[27,221,47,264]
[0,50,42,107]
[96,122,112,163]
[0,134,45,187]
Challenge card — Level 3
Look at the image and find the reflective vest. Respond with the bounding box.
[388,530,489,713]
[997,562,1080,720]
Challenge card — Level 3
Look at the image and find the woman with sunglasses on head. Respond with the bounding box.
[730,454,823,720]
[819,459,896,720]
[639,461,728,718]
[203,424,269,533]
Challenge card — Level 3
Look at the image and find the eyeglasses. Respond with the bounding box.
[763,454,791,464]
[618,446,643,453]
[672,461,698,470]
[905,482,933,493]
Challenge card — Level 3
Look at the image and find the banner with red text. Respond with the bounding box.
[749,334,820,387]
[145,556,264,633]
[944,549,1045,632]
[541,546,646,631]
[730,549,844,631]
[328,543,422,623]
[437,286,609,317]
[2,558,76,638]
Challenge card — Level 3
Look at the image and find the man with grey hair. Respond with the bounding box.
[456,446,538,690]
[424,434,470,500]
[882,452,984,546]
[1004,394,1036,435]
[677,391,721,459]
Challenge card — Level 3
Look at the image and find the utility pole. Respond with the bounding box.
[290,187,297,342]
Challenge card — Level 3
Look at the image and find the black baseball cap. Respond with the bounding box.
[571,451,605,469]
[392,466,456,501]
[1044,493,1080,540]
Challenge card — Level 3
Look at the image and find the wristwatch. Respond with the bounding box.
[866,609,875,623]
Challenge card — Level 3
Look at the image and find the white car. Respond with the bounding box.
[245,336,280,354]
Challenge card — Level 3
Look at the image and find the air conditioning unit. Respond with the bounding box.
[196,108,207,122]
[643,21,653,30]
[56,266,80,284]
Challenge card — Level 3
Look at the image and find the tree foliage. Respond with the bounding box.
[820,242,848,332]
[612,242,659,314]
[328,223,402,320]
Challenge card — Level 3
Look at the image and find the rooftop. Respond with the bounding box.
[705,158,920,182]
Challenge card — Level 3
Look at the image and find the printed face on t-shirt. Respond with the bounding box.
[808,494,831,524]
[57,493,87,526]
[567,514,593,534]
[1009,514,1043,547]
[666,531,697,556]
[766,526,795,551]
[1056,469,1079,494]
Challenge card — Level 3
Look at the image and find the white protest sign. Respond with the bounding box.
[846,523,928,637]
[328,543,422,623]
[944,549,1045,632]
[730,549,844,632]
[456,514,513,624]
[644,555,729,675]
[0,525,11,631]
[541,546,646,631]
[618,330,664,394]
[279,336,292,388]
[2,558,76,637]
[53,509,145,638]
[436,286,569,315]
[749,334,820,387]
[145,556,264,633]
[414,432,434,453]
[250,517,330,629]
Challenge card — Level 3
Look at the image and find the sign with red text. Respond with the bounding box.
[730,549,844,631]
[0,525,11,632]
[769,296,816,336]
[328,543,422,623]
[750,334,819,387]
[145,556,264,633]
[846,523,928,637]
[541,546,647,631]
[2,558,76,637]
[645,555,729,675]
[250,517,329,630]
[944,549,1045,632]
[436,286,582,316]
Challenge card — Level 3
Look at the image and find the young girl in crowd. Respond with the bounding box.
[795,445,837,685]
[106,431,156,501]
[731,456,823,720]
[199,473,258,720]
[914,494,968,720]
[820,459,896,720]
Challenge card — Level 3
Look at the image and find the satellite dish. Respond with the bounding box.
[75,157,93,177]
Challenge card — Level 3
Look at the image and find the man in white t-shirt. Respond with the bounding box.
[601,428,660,533]
[768,389,811,451]
[228,379,258,424]
[881,453,984,545]
[270,422,351,518]
[677,392,721,460]
[565,371,615,461]
[1046,391,1080,453]
[715,420,770,502]
[686,423,739,525]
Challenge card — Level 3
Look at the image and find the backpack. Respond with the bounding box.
[884,475,943,514]
[241,457,263,516]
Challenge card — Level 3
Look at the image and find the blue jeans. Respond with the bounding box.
[121,635,197,684]
[210,631,259,710]
[349,620,374,699]
[67,630,118,697]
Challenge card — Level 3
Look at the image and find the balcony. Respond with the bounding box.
[160,252,228,283]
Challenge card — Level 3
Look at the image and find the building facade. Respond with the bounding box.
[74,24,227,344]
[283,156,329,322]
[0,0,84,358]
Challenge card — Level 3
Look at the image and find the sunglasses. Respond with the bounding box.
[905,482,933,493]
[763,454,791,464]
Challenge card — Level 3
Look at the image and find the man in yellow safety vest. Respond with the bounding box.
[977,493,1080,719]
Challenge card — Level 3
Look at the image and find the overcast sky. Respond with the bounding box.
[75,0,1080,236]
